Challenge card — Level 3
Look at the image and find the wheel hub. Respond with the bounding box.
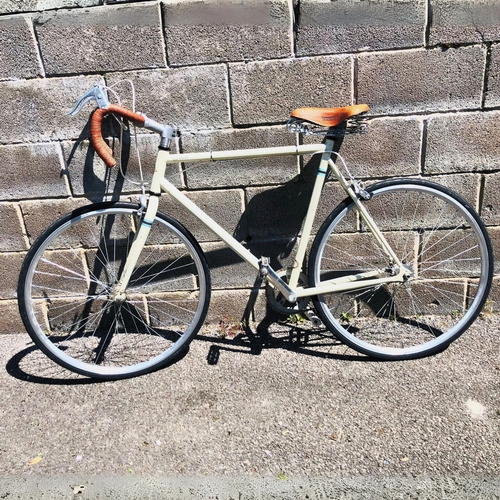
[402,263,415,280]
[109,285,127,304]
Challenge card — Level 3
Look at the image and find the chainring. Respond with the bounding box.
[265,268,310,315]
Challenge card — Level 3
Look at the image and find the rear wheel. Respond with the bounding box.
[309,179,493,359]
[18,202,211,379]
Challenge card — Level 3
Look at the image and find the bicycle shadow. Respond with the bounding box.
[6,344,105,385]
[198,302,368,366]
[5,339,190,385]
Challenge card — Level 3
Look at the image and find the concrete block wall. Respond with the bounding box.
[1,0,500,332]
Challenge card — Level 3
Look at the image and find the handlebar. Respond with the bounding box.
[90,104,146,168]
[68,84,175,168]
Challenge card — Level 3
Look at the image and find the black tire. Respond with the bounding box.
[308,179,493,359]
[18,202,211,379]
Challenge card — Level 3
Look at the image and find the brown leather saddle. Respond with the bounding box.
[290,104,370,127]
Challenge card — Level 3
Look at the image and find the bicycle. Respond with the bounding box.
[17,84,494,380]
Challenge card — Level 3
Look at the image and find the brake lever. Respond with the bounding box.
[66,85,111,116]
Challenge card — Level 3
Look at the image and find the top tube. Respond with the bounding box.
[164,144,327,163]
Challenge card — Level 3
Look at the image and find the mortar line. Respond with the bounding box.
[157,1,169,68]
[420,118,428,176]
[289,0,298,58]
[352,55,358,105]
[0,0,160,18]
[177,135,189,189]
[54,141,72,198]
[424,0,431,48]
[25,14,46,78]
[481,42,493,109]
[225,63,234,128]
[478,174,486,216]
[14,202,31,251]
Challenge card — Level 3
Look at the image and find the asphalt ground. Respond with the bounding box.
[0,313,499,499]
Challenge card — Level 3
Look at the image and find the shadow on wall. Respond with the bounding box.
[65,115,136,203]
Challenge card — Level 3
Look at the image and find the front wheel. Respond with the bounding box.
[309,179,493,360]
[18,202,211,379]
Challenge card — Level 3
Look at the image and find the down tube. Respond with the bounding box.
[159,177,261,271]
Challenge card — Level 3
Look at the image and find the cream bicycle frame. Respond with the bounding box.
[115,137,407,303]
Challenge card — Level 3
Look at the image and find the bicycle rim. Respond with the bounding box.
[18,202,210,379]
[309,179,493,359]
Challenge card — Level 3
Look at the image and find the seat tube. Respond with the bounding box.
[288,138,335,289]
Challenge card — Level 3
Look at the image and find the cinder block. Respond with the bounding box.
[485,43,500,108]
[296,0,425,56]
[425,111,500,174]
[201,242,257,290]
[486,227,500,275]
[180,127,298,189]
[107,66,231,130]
[245,174,347,241]
[0,203,26,252]
[0,1,99,14]
[314,181,353,233]
[0,16,41,80]
[338,117,422,179]
[163,0,291,65]
[423,173,480,209]
[20,198,90,244]
[486,274,500,312]
[206,288,268,325]
[62,134,182,200]
[0,143,67,201]
[429,0,500,45]
[297,118,387,180]
[34,3,165,75]
[357,46,485,115]
[158,188,244,243]
[245,181,314,239]
[230,55,352,125]
[0,75,101,143]
[481,172,500,226]
[0,252,24,299]
[0,300,25,335]
[242,236,298,269]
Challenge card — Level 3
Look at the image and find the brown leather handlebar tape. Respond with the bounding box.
[90,104,146,168]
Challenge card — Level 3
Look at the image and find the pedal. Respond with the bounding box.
[305,309,323,327]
